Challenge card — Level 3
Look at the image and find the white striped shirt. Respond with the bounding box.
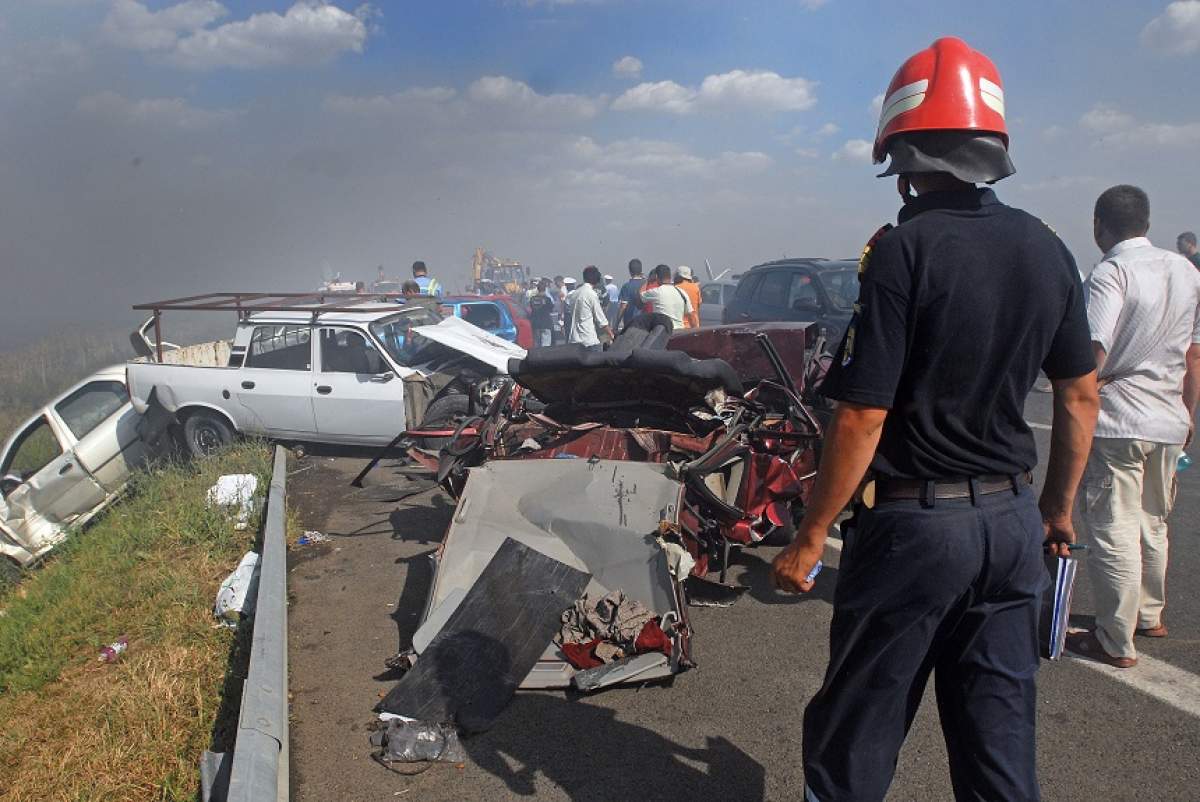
[1085,237,1200,443]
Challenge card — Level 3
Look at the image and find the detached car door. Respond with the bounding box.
[312,327,404,444]
[236,324,319,438]
[1,414,106,530]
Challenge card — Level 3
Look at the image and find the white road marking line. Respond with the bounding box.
[1026,421,1052,430]
[1067,651,1200,719]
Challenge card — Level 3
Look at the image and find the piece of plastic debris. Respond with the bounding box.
[214,552,260,629]
[657,539,697,581]
[1179,452,1192,472]
[297,531,331,546]
[206,474,260,529]
[370,718,465,765]
[98,635,129,663]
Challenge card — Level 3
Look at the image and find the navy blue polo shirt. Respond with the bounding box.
[821,188,1094,479]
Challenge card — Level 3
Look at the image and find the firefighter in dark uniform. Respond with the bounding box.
[770,38,1100,801]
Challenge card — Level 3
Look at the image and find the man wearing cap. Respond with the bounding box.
[769,37,1099,801]
[604,274,620,307]
[674,266,702,328]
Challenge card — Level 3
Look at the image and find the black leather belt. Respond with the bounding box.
[873,473,1032,506]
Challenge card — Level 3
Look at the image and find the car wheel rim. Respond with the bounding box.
[193,424,222,454]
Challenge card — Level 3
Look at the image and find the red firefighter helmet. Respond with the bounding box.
[873,37,1008,164]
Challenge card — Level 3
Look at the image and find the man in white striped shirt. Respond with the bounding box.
[1068,185,1200,668]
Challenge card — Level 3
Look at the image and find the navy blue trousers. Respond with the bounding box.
[803,483,1048,802]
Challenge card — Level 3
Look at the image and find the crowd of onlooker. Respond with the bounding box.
[514,259,703,350]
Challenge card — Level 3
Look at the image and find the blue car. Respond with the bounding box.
[439,295,533,349]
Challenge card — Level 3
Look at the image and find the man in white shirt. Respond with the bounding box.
[1068,185,1200,668]
[640,264,697,331]
[566,266,612,351]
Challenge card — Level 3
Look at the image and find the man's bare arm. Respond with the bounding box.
[771,401,888,593]
[1040,371,1099,557]
[1183,343,1200,446]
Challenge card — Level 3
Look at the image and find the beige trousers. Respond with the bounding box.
[1078,437,1181,660]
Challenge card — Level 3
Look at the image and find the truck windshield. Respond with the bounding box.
[369,308,443,367]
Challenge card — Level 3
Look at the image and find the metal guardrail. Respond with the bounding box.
[202,445,289,802]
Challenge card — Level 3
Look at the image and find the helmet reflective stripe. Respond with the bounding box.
[979,77,1004,118]
[876,79,929,141]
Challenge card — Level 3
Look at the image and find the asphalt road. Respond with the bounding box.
[286,393,1200,801]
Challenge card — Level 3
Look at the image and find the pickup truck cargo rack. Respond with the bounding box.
[133,292,408,361]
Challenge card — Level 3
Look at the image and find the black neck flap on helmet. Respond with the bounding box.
[877,130,1015,184]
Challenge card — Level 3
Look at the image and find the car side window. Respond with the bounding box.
[245,325,311,371]
[701,284,723,305]
[54,380,128,440]
[462,303,502,330]
[788,273,822,311]
[2,416,63,480]
[319,328,384,375]
[753,271,791,307]
[734,274,759,302]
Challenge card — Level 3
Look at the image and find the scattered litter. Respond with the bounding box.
[371,718,465,767]
[297,531,331,546]
[98,635,128,663]
[206,474,259,529]
[573,652,671,692]
[214,551,260,628]
[657,539,697,581]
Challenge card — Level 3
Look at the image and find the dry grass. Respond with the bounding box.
[0,443,274,801]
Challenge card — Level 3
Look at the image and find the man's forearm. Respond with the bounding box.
[1182,346,1200,417]
[797,402,888,535]
[1040,372,1099,522]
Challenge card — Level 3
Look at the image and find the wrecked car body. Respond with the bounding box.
[0,364,174,568]
[384,320,823,694]
[126,295,525,457]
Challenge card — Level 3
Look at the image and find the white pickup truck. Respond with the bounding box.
[126,303,526,457]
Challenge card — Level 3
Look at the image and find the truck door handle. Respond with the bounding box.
[316,385,332,395]
[58,463,73,475]
[241,381,256,390]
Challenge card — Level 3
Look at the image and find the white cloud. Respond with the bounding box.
[77,90,237,129]
[467,75,604,120]
[799,0,829,8]
[611,79,695,114]
[1140,0,1200,55]
[101,0,226,52]
[570,136,771,178]
[815,122,839,137]
[869,92,884,117]
[795,147,819,158]
[103,1,370,69]
[1080,103,1136,132]
[612,55,643,80]
[1080,103,1200,146]
[1017,175,1099,193]
[612,69,816,114]
[831,138,873,163]
[323,87,458,114]
[172,1,369,69]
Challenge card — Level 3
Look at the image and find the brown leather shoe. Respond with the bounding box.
[1135,620,1168,638]
[1065,630,1137,668]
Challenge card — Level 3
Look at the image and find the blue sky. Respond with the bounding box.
[1,0,1198,339]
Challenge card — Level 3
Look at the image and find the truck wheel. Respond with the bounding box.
[416,393,470,450]
[182,410,234,458]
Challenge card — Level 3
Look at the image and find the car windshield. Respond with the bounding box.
[369,307,443,367]
[817,269,859,311]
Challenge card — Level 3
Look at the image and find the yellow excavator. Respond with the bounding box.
[471,247,527,295]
